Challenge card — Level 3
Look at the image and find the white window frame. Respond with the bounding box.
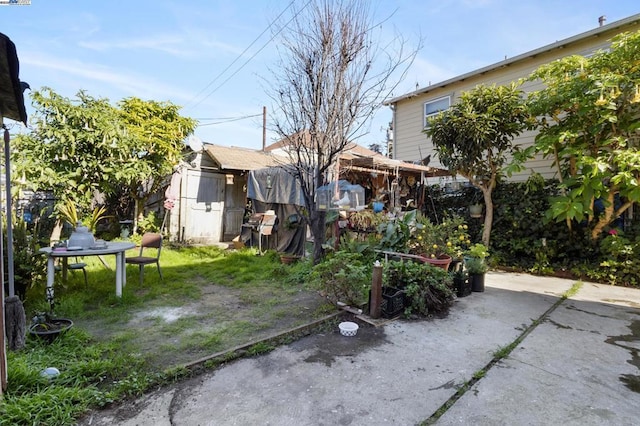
[424,95,451,128]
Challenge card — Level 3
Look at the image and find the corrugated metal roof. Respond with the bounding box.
[203,144,290,171]
[339,148,450,177]
[203,141,449,176]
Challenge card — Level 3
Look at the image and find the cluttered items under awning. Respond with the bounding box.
[244,166,306,257]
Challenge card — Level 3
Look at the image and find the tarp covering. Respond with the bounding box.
[247,166,305,207]
[245,166,306,256]
[244,200,306,256]
[0,32,27,124]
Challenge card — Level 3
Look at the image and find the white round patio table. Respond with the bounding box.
[39,241,136,298]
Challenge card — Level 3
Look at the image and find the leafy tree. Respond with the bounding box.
[425,83,529,246]
[526,30,640,240]
[268,0,417,263]
[12,88,131,211]
[117,97,197,230]
[12,88,196,235]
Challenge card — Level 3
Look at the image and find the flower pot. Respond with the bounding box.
[421,254,452,271]
[469,204,483,218]
[68,223,95,249]
[29,318,74,343]
[280,254,299,265]
[372,201,384,213]
[454,277,472,297]
[470,274,485,292]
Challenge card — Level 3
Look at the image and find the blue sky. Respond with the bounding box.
[2,0,640,151]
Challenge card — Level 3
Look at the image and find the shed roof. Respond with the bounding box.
[203,143,290,171]
[339,145,450,177]
[203,141,449,177]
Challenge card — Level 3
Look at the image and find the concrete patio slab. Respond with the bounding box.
[78,272,640,426]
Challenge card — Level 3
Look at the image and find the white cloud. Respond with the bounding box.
[78,31,245,59]
[20,51,191,102]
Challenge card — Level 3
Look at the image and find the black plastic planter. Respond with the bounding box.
[470,274,485,292]
[29,318,74,343]
[455,277,472,297]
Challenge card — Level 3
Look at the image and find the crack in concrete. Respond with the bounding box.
[422,291,570,425]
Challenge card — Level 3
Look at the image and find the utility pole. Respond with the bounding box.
[262,106,266,151]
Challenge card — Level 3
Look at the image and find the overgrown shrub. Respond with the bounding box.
[374,209,417,253]
[4,215,47,301]
[383,260,454,317]
[421,176,640,287]
[309,251,371,306]
[587,230,640,286]
[137,211,160,234]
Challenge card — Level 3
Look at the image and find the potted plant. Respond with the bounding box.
[381,259,455,318]
[451,267,471,298]
[408,214,470,271]
[372,193,386,213]
[465,256,488,292]
[349,209,383,232]
[469,189,483,218]
[467,243,489,260]
[279,252,300,264]
[29,288,73,343]
[469,203,483,218]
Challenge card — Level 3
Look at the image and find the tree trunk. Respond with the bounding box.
[481,188,493,247]
[589,192,634,240]
[309,210,326,265]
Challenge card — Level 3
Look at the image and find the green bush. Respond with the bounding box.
[137,211,160,234]
[422,176,640,287]
[383,260,454,317]
[4,215,47,301]
[309,251,371,306]
[587,231,640,286]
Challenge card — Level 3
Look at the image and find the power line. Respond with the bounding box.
[196,113,262,127]
[183,0,300,112]
[185,0,313,112]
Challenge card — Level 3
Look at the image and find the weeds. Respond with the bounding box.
[493,342,518,360]
[1,329,155,425]
[563,281,583,299]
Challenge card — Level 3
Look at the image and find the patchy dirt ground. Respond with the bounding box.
[74,282,331,370]
[76,314,387,426]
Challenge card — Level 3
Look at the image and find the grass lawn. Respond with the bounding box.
[2,245,333,425]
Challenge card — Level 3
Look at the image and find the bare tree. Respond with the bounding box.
[268,0,418,263]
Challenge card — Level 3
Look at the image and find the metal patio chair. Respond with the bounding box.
[125,232,163,285]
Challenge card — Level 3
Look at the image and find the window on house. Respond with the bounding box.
[424,96,451,127]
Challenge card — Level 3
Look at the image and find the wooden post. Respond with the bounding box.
[370,260,383,319]
[0,118,5,393]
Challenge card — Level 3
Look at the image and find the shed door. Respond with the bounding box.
[184,170,224,243]
[223,174,247,241]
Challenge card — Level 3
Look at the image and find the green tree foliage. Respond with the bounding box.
[425,83,530,246]
[12,88,133,212]
[117,97,197,227]
[11,88,196,230]
[527,30,640,240]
